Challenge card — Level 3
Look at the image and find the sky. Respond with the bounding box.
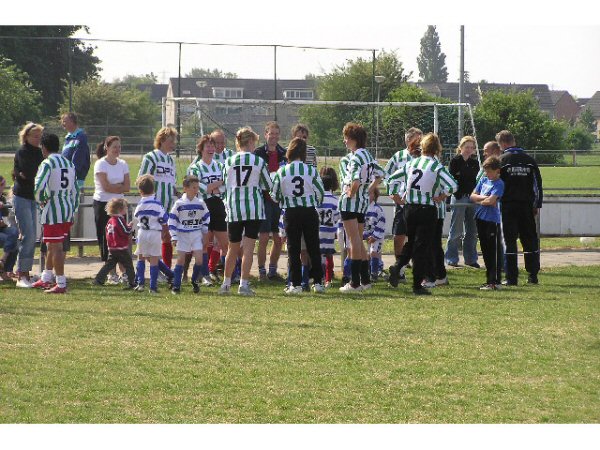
[7,1,600,99]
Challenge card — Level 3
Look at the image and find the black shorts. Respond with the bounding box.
[340,211,365,224]
[205,197,227,232]
[392,205,407,236]
[228,220,262,243]
[259,200,281,234]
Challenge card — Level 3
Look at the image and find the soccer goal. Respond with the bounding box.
[162,97,480,166]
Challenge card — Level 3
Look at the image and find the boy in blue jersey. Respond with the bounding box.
[470,156,505,290]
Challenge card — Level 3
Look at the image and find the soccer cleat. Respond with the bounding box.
[339,282,362,293]
[284,285,303,295]
[480,283,498,291]
[421,280,436,289]
[149,289,159,295]
[201,276,214,287]
[133,284,145,292]
[191,281,200,294]
[238,285,256,296]
[218,284,231,295]
[16,278,33,289]
[412,287,431,296]
[171,288,181,295]
[32,279,54,289]
[435,277,449,286]
[106,273,120,285]
[388,265,399,287]
[312,283,325,293]
[44,284,67,294]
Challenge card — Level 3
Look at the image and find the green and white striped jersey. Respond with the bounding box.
[387,156,458,207]
[186,159,221,199]
[192,148,234,166]
[271,161,325,209]
[138,149,177,211]
[34,153,80,225]
[338,152,352,186]
[222,152,273,222]
[383,148,411,195]
[339,148,384,214]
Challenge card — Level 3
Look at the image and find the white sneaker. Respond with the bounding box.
[339,282,362,293]
[360,283,372,291]
[238,285,256,296]
[435,277,449,286]
[312,283,325,293]
[202,276,214,287]
[421,280,436,288]
[16,278,33,288]
[284,285,303,295]
[218,284,231,295]
[119,274,129,285]
[106,273,120,285]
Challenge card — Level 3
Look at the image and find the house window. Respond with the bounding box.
[213,87,244,99]
[215,106,242,115]
[283,89,314,100]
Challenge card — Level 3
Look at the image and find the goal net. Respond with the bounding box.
[163,97,480,167]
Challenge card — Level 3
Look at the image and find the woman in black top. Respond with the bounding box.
[12,122,44,287]
[445,136,480,267]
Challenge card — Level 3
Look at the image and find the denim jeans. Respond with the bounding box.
[0,225,19,272]
[445,195,479,265]
[13,195,38,272]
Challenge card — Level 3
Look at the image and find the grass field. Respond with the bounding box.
[1,265,599,423]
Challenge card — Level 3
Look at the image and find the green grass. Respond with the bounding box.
[1,265,599,423]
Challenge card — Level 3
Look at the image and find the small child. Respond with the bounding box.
[168,175,210,294]
[470,156,505,290]
[363,187,386,281]
[0,175,19,279]
[94,198,136,289]
[317,167,341,287]
[133,174,171,294]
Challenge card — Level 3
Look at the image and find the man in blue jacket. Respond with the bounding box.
[61,112,90,190]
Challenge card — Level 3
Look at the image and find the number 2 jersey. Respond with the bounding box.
[387,155,458,206]
[167,193,210,241]
[134,196,168,232]
[339,148,384,214]
[222,151,273,222]
[34,153,79,225]
[316,191,341,255]
[271,161,324,209]
[138,149,177,212]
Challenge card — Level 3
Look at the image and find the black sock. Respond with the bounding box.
[360,260,370,285]
[351,259,361,288]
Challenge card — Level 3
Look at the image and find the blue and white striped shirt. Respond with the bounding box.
[134,196,169,232]
[363,202,385,241]
[168,193,210,240]
[316,191,341,254]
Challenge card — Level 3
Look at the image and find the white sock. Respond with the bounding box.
[42,270,54,282]
[56,275,67,288]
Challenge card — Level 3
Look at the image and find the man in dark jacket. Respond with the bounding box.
[254,121,287,281]
[497,130,543,285]
[61,112,90,190]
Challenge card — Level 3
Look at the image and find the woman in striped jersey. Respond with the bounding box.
[187,134,228,286]
[138,127,178,269]
[218,127,273,296]
[338,123,383,293]
[271,137,326,294]
[387,133,458,295]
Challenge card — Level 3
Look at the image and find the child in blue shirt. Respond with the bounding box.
[471,156,505,290]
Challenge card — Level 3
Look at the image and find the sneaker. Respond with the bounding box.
[149,289,159,295]
[527,275,539,285]
[119,274,129,285]
[447,261,459,267]
[238,285,256,296]
[413,287,431,296]
[501,280,518,286]
[466,262,481,269]
[341,276,350,286]
[218,284,231,295]
[388,265,400,288]
[202,276,214,287]
[435,277,449,286]
[284,285,303,295]
[32,279,54,289]
[339,282,362,293]
[267,272,285,282]
[191,281,200,294]
[171,288,181,295]
[16,278,33,288]
[324,281,333,288]
[44,284,67,294]
[133,284,145,292]
[106,273,120,285]
[361,283,372,291]
[209,272,220,283]
[312,283,325,293]
[480,283,497,291]
[421,280,436,288]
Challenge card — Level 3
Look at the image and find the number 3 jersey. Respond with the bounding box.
[34,153,79,225]
[271,161,324,209]
[167,193,210,241]
[316,191,341,254]
[387,156,458,206]
[134,196,168,232]
[222,152,273,222]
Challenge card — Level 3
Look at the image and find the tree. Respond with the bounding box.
[58,80,159,146]
[566,124,595,151]
[0,26,100,116]
[473,89,567,164]
[186,68,238,79]
[299,50,411,151]
[417,26,449,82]
[112,73,158,88]
[0,58,42,128]
[578,107,596,133]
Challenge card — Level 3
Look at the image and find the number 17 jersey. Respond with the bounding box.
[222,151,273,222]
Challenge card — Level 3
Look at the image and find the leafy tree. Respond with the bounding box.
[0,26,100,116]
[577,107,596,133]
[565,124,595,151]
[186,68,238,79]
[112,73,158,87]
[0,58,42,128]
[417,26,449,82]
[473,89,567,164]
[58,80,159,147]
[299,50,411,152]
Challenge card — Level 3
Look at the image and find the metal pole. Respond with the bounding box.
[161,97,166,127]
[434,104,439,134]
[68,38,73,112]
[375,83,381,160]
[274,45,278,122]
[458,25,465,142]
[371,50,376,143]
[176,42,182,158]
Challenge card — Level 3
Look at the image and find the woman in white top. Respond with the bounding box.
[93,136,130,273]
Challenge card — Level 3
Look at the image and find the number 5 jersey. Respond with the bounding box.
[34,153,80,225]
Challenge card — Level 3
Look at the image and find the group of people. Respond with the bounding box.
[0,115,543,296]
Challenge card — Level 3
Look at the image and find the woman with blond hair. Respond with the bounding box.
[12,122,44,288]
[445,135,481,268]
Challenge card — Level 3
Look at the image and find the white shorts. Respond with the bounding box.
[175,232,204,253]
[135,230,162,257]
[369,239,383,255]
